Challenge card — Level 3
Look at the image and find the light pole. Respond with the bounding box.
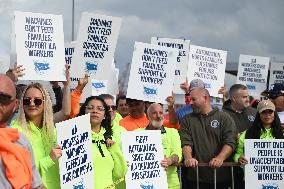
[72,0,75,41]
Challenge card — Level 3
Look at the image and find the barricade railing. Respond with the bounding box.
[178,162,241,189]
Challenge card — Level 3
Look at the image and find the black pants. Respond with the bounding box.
[182,180,231,189]
[233,166,245,189]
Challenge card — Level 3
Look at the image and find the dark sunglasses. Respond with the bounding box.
[0,92,14,105]
[23,98,44,106]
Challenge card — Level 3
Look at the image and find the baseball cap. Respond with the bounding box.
[257,100,275,113]
[261,83,284,99]
[190,79,205,91]
[126,98,143,104]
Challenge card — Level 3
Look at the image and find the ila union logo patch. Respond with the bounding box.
[210,120,219,128]
[248,115,255,122]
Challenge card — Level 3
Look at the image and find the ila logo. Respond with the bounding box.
[262,183,279,189]
[34,60,50,75]
[248,115,255,122]
[211,120,219,128]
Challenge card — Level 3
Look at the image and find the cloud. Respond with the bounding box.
[0,0,283,76]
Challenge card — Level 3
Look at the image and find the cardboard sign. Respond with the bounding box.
[71,12,121,79]
[14,11,66,81]
[151,37,190,94]
[56,114,94,189]
[127,42,178,104]
[187,45,227,98]
[122,131,168,189]
[236,54,270,97]
[244,139,284,189]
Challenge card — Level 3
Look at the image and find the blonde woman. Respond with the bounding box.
[12,69,71,189]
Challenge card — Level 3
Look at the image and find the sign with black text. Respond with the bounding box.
[269,62,284,87]
[187,45,227,98]
[127,42,178,104]
[244,139,284,189]
[122,131,168,189]
[14,11,66,81]
[151,37,190,94]
[71,12,121,79]
[56,114,94,189]
[236,54,270,97]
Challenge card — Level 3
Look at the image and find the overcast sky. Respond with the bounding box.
[1,0,284,75]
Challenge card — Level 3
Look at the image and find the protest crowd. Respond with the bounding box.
[1,11,284,189]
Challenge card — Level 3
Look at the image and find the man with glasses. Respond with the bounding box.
[0,74,44,189]
[262,83,284,128]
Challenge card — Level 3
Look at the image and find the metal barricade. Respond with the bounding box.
[178,162,241,189]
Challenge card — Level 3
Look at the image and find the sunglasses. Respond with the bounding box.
[0,92,14,105]
[23,98,44,106]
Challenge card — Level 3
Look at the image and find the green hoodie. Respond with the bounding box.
[111,114,127,189]
[11,120,60,189]
[234,128,275,162]
[91,127,127,189]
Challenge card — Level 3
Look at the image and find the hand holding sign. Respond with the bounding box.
[160,158,170,170]
[76,74,89,93]
[50,145,62,161]
[6,64,25,82]
[238,155,248,165]
[180,81,190,94]
[165,96,175,107]
[63,64,71,86]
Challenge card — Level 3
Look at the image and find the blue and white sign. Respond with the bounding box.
[122,131,168,189]
[65,41,75,70]
[187,45,227,98]
[65,41,92,103]
[244,139,284,189]
[14,11,66,81]
[151,37,190,94]
[236,54,270,97]
[269,62,284,87]
[127,42,178,104]
[56,114,94,189]
[91,79,108,95]
[71,12,121,79]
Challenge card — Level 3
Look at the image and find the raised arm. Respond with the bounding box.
[54,65,71,123]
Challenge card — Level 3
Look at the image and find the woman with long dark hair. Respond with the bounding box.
[78,96,127,189]
[234,100,284,164]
